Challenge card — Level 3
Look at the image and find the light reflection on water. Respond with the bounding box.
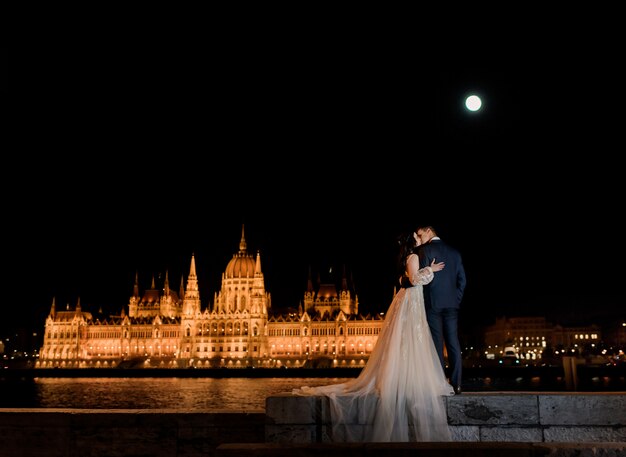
[29,377,352,410]
[3,369,623,410]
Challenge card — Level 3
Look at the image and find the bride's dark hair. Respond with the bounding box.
[397,231,418,276]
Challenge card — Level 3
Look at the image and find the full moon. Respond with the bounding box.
[465,95,482,112]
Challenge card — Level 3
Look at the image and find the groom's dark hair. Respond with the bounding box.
[417,225,437,236]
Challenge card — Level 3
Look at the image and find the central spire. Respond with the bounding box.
[239,224,247,253]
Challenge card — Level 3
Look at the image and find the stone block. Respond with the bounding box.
[543,426,626,442]
[480,426,543,442]
[450,425,480,441]
[265,424,319,443]
[327,423,374,442]
[539,394,626,425]
[448,394,539,425]
[266,394,325,425]
[354,394,378,425]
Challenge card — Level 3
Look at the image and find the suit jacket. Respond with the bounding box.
[418,239,466,310]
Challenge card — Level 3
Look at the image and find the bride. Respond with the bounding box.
[293,231,455,442]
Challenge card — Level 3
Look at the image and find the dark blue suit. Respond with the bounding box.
[418,238,466,389]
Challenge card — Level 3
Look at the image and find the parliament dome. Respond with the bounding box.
[225,252,256,278]
[224,225,256,278]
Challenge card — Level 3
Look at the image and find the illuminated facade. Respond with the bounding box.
[37,227,384,369]
[484,316,601,361]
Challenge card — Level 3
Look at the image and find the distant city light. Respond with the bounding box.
[465,94,482,112]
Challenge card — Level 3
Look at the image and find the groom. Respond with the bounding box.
[416,225,466,394]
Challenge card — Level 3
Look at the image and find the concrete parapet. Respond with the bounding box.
[265,392,626,444]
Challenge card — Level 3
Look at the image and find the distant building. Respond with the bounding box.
[484,316,601,361]
[37,226,384,369]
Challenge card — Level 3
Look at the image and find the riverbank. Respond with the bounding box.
[2,365,625,392]
[1,367,362,379]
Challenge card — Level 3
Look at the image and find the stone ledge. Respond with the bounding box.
[265,392,626,444]
[215,442,626,457]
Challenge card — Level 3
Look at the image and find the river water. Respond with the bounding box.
[0,377,352,410]
[2,364,624,411]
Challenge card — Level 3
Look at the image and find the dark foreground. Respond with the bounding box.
[215,442,626,457]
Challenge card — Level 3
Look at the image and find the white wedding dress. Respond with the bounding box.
[293,253,454,442]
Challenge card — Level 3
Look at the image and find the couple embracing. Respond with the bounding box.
[294,224,466,442]
[415,225,466,396]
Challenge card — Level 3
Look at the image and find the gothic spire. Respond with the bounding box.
[255,250,262,274]
[133,271,139,298]
[189,252,197,277]
[182,252,201,316]
[239,224,247,253]
[164,270,170,295]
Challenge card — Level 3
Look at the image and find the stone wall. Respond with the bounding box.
[265,392,626,443]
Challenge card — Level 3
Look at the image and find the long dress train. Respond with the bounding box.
[293,254,454,442]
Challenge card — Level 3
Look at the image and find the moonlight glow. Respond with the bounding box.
[465,95,482,112]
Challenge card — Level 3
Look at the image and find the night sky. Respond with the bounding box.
[8,18,625,339]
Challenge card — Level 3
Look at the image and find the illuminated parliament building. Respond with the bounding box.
[37,227,384,369]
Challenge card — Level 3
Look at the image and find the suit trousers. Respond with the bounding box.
[426,307,462,388]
